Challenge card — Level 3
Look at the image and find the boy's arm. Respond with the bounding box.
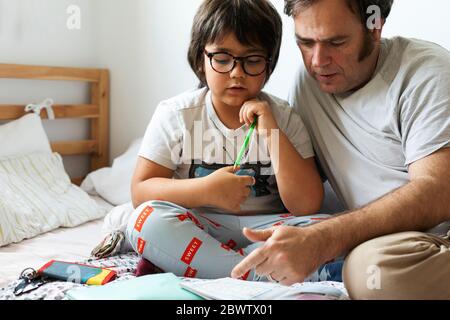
[266,129,324,215]
[131,157,208,209]
[131,157,255,211]
[240,100,324,215]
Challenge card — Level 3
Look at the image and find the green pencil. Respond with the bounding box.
[234,119,257,170]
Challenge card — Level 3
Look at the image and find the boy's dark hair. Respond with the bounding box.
[284,0,394,29]
[188,0,283,88]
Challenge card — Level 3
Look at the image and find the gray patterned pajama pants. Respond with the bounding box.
[126,200,343,282]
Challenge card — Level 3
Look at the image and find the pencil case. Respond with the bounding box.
[38,260,117,285]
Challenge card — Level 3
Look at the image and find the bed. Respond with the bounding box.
[0,197,112,288]
[0,63,123,296]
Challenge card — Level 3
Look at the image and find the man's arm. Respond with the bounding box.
[232,148,450,285]
[317,147,450,260]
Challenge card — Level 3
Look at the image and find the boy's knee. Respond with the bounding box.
[343,232,450,300]
[126,200,186,253]
[130,200,186,224]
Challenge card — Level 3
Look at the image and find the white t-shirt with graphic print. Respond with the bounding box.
[139,88,314,214]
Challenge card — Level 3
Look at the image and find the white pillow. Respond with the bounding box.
[0,113,52,158]
[0,152,108,247]
[81,138,142,205]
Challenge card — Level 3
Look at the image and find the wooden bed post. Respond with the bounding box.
[0,63,110,185]
[90,69,110,170]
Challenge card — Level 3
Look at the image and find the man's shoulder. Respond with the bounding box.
[381,37,450,100]
[259,91,290,107]
[388,36,449,56]
[384,37,450,75]
[258,91,305,129]
[291,64,314,84]
[289,64,323,96]
[258,91,296,118]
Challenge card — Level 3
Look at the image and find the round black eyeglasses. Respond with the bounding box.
[204,50,271,76]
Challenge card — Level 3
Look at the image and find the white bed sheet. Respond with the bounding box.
[0,195,113,288]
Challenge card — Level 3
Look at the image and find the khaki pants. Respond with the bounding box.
[343,231,450,300]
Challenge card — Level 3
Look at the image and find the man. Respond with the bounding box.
[231,0,450,299]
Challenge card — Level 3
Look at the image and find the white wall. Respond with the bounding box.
[0,0,97,67]
[383,0,450,50]
[0,0,98,177]
[95,0,201,159]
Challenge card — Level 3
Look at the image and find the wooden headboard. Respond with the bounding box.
[0,63,109,185]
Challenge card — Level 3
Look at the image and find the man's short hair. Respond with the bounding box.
[284,0,394,28]
[188,0,283,88]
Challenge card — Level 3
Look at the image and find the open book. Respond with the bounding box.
[179,277,347,300]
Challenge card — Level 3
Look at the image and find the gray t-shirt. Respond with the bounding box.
[289,37,450,210]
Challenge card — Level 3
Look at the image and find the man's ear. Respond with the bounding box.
[370,18,384,42]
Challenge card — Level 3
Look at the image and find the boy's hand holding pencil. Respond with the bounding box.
[203,100,279,213]
[203,166,256,213]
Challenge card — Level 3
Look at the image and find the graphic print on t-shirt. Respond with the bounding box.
[188,161,273,197]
